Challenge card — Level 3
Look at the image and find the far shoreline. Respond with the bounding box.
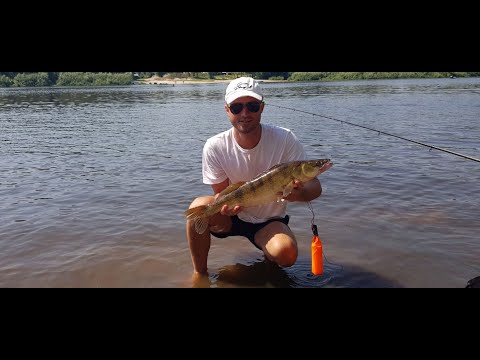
[137,76,288,86]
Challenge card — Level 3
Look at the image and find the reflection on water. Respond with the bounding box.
[192,257,403,288]
[213,260,296,288]
[1,78,479,287]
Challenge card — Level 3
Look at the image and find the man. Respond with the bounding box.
[186,76,323,276]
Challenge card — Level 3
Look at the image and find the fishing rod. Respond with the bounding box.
[269,104,480,163]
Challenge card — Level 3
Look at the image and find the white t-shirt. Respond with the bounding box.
[202,123,307,223]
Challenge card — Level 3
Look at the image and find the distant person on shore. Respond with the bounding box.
[185,76,325,278]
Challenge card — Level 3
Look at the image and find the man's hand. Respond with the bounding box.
[279,180,305,202]
[214,193,243,216]
[220,204,243,216]
[280,178,322,202]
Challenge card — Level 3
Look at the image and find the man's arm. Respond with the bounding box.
[211,179,229,195]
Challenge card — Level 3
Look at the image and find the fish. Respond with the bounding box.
[185,159,333,234]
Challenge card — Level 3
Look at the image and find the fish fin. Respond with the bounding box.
[282,181,295,198]
[218,182,246,197]
[195,217,209,234]
[185,205,210,234]
[184,205,207,219]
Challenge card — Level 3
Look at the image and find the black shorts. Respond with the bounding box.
[210,215,290,250]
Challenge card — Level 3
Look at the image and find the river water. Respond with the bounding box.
[1,78,479,287]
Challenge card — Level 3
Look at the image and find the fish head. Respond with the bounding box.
[299,159,333,179]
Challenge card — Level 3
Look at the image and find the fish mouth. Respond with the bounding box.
[319,159,333,173]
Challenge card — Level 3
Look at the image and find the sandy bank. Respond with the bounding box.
[139,76,230,85]
[138,76,287,86]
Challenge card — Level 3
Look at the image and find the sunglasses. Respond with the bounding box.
[228,101,262,115]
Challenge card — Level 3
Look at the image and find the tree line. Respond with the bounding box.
[1,72,479,87]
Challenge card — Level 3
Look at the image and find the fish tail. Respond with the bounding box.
[184,205,210,234]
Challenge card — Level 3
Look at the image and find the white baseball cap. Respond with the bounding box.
[224,77,263,104]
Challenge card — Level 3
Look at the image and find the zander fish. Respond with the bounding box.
[185,159,333,234]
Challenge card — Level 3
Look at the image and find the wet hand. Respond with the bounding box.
[214,193,243,216]
[280,180,305,202]
[220,204,243,216]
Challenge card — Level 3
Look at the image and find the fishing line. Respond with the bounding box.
[269,104,480,163]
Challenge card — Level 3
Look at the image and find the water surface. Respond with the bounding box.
[1,78,479,287]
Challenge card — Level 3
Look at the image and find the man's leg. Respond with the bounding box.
[254,222,298,267]
[186,196,232,274]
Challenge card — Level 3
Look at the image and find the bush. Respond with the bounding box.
[0,75,13,87]
[13,72,51,87]
[56,72,133,86]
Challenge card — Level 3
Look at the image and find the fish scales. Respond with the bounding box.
[185,159,333,234]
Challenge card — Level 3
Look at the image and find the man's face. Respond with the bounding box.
[225,96,264,134]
